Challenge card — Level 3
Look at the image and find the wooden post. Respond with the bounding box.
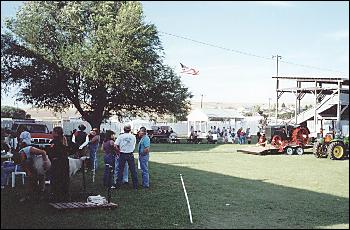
[82,158,86,193]
[107,164,113,203]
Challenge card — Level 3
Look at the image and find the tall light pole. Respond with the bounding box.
[272,55,282,125]
[200,94,203,109]
[268,97,271,118]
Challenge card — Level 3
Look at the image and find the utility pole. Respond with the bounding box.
[268,97,271,118]
[200,94,203,109]
[272,55,282,125]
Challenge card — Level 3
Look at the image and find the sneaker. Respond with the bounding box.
[110,186,117,189]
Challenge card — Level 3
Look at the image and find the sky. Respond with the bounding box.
[1,1,349,108]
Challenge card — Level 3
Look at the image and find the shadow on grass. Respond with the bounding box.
[1,161,349,229]
[151,143,244,153]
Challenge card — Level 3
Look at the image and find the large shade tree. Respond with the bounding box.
[1,1,192,128]
[1,106,30,119]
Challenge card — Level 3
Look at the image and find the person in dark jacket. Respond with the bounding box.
[48,126,70,202]
[102,130,118,187]
[72,124,89,158]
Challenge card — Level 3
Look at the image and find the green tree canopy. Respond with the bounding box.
[1,106,30,119]
[1,1,192,128]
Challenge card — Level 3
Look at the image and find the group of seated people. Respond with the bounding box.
[154,127,174,136]
[148,127,177,143]
[188,130,202,144]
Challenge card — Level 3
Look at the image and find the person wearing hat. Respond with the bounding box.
[115,124,138,190]
[72,124,89,158]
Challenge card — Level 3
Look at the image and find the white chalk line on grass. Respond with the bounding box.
[180,174,193,224]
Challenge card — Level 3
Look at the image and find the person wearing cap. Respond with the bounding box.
[115,124,138,190]
[138,127,151,188]
[72,124,89,158]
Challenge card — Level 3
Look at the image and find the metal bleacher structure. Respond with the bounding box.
[273,76,349,136]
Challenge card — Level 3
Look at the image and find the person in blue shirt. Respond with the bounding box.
[138,127,150,188]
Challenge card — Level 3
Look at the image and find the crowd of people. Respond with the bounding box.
[1,124,152,202]
[189,126,252,144]
[1,122,261,202]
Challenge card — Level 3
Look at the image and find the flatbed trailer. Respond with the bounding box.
[237,144,313,156]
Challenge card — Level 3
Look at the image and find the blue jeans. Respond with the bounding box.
[89,144,99,170]
[114,156,128,184]
[116,153,138,189]
[240,136,245,144]
[139,154,149,188]
[103,154,115,187]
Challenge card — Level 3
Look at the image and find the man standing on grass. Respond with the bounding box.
[138,127,150,188]
[115,124,138,190]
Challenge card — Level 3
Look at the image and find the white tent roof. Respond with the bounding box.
[187,109,209,122]
[187,108,245,122]
[202,108,244,120]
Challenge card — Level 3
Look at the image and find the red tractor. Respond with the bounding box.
[266,125,310,155]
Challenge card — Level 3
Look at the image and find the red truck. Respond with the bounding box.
[11,119,53,150]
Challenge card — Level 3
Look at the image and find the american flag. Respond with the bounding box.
[180,63,199,75]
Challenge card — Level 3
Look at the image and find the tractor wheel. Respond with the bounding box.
[295,147,304,155]
[313,141,322,158]
[327,142,346,160]
[285,147,294,155]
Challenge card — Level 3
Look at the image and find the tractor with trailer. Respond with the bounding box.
[313,132,349,160]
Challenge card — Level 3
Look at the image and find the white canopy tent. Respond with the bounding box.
[187,109,209,137]
[186,108,246,137]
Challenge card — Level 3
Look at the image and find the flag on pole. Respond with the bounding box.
[180,63,199,75]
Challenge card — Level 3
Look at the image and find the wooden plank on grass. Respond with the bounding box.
[49,202,118,211]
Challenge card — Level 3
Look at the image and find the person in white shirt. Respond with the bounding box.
[115,124,138,190]
[4,129,17,152]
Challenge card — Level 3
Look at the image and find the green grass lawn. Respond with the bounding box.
[1,144,349,229]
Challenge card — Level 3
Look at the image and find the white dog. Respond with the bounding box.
[68,156,88,177]
[33,155,51,176]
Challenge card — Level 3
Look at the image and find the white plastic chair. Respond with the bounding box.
[11,165,26,188]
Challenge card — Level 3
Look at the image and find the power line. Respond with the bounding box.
[160,31,272,61]
[279,59,347,75]
[159,31,349,76]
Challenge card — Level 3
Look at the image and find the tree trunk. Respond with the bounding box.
[84,114,103,131]
[88,118,103,130]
